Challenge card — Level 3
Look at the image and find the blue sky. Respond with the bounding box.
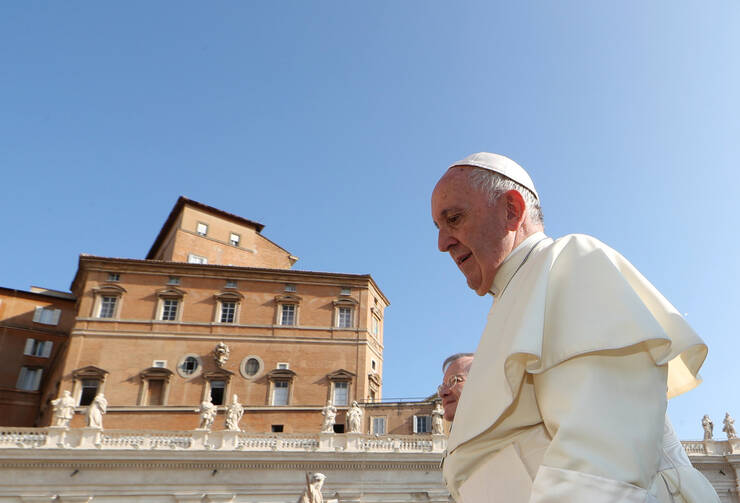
[2,2,738,440]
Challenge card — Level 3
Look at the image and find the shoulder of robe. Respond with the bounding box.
[529,233,706,398]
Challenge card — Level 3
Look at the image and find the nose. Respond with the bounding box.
[438,228,457,252]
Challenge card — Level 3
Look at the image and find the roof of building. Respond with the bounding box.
[69,255,391,306]
[0,286,76,303]
[146,196,266,260]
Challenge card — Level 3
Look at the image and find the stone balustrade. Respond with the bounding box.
[0,427,447,453]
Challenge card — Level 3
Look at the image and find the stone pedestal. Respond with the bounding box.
[191,430,210,450]
[432,433,447,453]
[319,432,337,451]
[344,433,362,452]
[78,427,103,449]
[219,430,239,450]
[46,426,68,448]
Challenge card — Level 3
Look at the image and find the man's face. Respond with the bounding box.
[432,168,515,295]
[440,356,473,421]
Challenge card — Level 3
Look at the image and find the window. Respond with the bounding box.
[372,417,386,435]
[24,338,53,358]
[333,424,345,433]
[99,296,117,318]
[147,380,165,405]
[219,301,236,323]
[280,304,296,326]
[210,380,225,405]
[327,369,355,407]
[241,356,261,378]
[16,367,42,391]
[276,362,289,369]
[178,355,202,378]
[138,366,173,406]
[167,276,180,285]
[371,359,376,371]
[284,284,296,293]
[79,379,99,406]
[332,381,348,406]
[340,287,351,296]
[161,299,179,321]
[197,222,208,236]
[337,307,353,328]
[372,317,379,336]
[188,253,207,264]
[229,233,240,247]
[271,424,284,433]
[33,307,61,325]
[225,279,237,288]
[413,415,431,434]
[107,272,120,282]
[215,292,242,324]
[272,381,289,406]
[369,390,376,402]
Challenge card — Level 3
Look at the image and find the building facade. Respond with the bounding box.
[2,197,440,437]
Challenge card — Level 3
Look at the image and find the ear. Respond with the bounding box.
[503,190,526,231]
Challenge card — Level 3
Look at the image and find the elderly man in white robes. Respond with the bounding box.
[431,152,719,503]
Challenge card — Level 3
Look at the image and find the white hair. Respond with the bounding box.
[466,167,544,226]
[442,353,474,373]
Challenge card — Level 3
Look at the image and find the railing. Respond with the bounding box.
[0,427,446,453]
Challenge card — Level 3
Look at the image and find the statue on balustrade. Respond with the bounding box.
[86,393,108,429]
[723,412,737,440]
[702,414,714,440]
[51,390,76,428]
[320,401,337,433]
[431,400,445,435]
[297,472,326,503]
[196,399,217,430]
[213,341,230,368]
[347,401,363,433]
[225,394,244,431]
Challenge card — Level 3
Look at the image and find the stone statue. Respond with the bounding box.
[297,472,326,503]
[51,390,76,427]
[723,412,737,440]
[196,399,217,430]
[702,414,714,440]
[86,393,107,428]
[213,341,230,368]
[431,401,445,435]
[346,401,363,433]
[225,394,244,431]
[320,401,337,433]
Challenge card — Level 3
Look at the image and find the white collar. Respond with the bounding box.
[489,232,548,298]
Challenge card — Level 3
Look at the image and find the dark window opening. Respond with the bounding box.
[210,380,225,405]
[79,380,99,406]
[333,424,345,433]
[271,424,284,433]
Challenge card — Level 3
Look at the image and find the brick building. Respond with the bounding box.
[1,197,436,435]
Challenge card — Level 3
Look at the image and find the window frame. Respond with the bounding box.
[413,415,432,434]
[196,222,209,236]
[202,370,233,406]
[266,368,296,406]
[240,355,263,379]
[138,367,174,406]
[155,287,185,322]
[187,253,208,264]
[32,306,61,326]
[371,416,387,435]
[177,354,203,378]
[24,338,53,358]
[71,366,108,406]
[91,285,126,320]
[16,366,43,391]
[214,291,243,324]
[333,297,358,329]
[229,232,240,247]
[274,294,301,326]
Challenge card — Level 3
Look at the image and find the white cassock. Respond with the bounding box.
[443,232,720,503]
